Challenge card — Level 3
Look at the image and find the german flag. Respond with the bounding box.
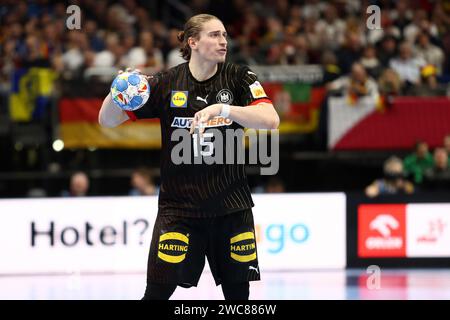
[59,98,161,149]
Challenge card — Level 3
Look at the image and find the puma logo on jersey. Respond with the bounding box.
[249,266,259,274]
[196,95,208,104]
[247,71,256,76]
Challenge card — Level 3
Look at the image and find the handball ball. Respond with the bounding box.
[110,71,150,111]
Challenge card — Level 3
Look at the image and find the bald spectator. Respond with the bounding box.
[61,172,90,197]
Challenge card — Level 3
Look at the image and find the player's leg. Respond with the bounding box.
[142,283,177,300]
[221,281,250,300]
[143,212,207,299]
[207,209,260,300]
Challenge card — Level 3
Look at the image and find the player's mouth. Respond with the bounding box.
[218,49,227,55]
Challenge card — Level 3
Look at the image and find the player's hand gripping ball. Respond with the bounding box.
[110,71,150,111]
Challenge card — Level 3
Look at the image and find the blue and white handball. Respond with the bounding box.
[110,71,150,111]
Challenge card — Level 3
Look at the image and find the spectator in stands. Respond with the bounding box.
[315,3,346,51]
[367,9,400,45]
[414,31,444,75]
[408,64,448,96]
[321,50,341,83]
[378,68,402,97]
[58,31,86,77]
[389,41,426,89]
[423,148,450,191]
[444,135,450,158]
[126,30,164,72]
[85,19,105,52]
[365,156,414,198]
[391,0,413,36]
[232,36,259,65]
[327,62,379,102]
[93,32,122,68]
[403,141,434,184]
[165,29,186,69]
[377,35,399,68]
[279,34,310,65]
[377,68,402,109]
[303,16,322,55]
[61,171,90,197]
[302,0,326,19]
[129,167,159,196]
[336,31,363,74]
[404,9,439,45]
[359,45,383,79]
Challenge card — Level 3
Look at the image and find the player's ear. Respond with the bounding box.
[188,36,197,50]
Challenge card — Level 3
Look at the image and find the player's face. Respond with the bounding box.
[194,19,228,63]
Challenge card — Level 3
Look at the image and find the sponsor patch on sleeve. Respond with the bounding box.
[249,81,267,99]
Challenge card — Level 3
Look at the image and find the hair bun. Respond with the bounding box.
[177,31,185,42]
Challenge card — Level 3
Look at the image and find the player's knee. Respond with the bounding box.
[221,282,249,300]
[142,283,177,300]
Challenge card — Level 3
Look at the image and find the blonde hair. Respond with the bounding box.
[177,14,220,60]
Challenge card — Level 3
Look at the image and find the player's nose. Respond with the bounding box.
[219,35,227,46]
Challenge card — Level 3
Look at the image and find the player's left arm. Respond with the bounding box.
[190,68,279,134]
[190,101,279,134]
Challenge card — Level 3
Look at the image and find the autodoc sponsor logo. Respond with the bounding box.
[358,204,406,257]
[171,116,233,129]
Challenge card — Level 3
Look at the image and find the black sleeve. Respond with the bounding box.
[237,66,272,107]
[128,73,164,120]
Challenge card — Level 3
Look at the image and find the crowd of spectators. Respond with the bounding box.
[366,135,450,197]
[1,0,449,97]
[1,0,450,197]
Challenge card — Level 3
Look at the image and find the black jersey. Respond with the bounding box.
[126,62,272,218]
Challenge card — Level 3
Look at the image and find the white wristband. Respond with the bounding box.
[219,104,230,118]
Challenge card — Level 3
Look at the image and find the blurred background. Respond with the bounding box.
[1,0,450,300]
[1,0,450,198]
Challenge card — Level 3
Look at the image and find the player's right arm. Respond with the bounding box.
[99,68,162,127]
[98,93,130,128]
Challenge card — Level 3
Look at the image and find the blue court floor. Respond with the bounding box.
[1,269,449,300]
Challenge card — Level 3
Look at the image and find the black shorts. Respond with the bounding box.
[145,209,260,287]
